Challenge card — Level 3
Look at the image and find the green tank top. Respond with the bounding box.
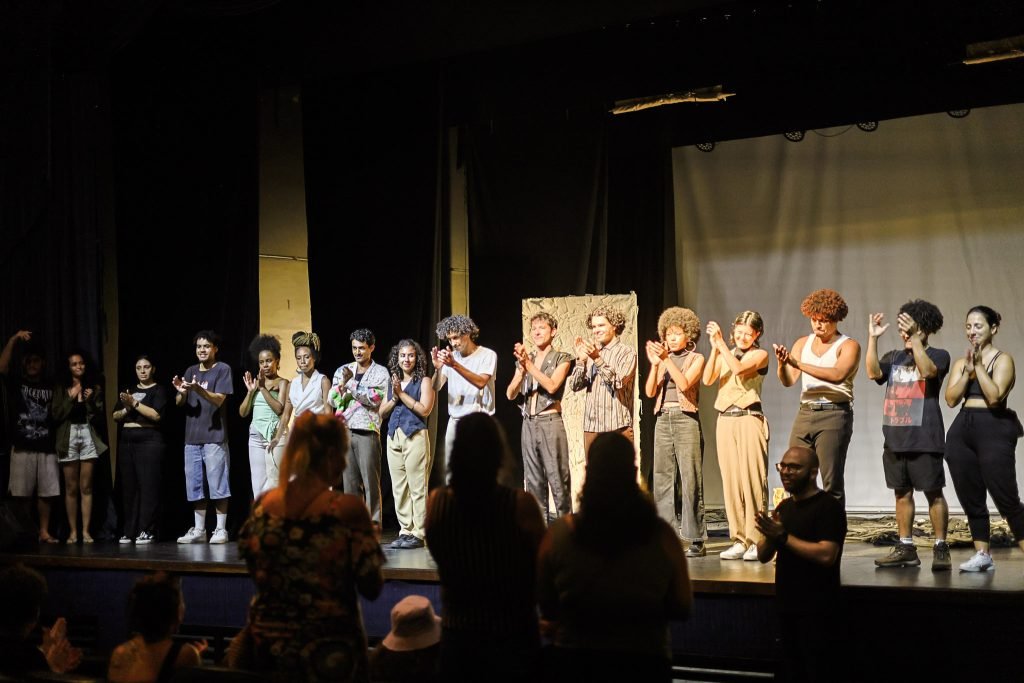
[252,388,281,442]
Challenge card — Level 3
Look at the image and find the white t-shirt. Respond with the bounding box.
[442,346,497,418]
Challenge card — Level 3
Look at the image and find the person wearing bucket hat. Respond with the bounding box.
[369,595,441,682]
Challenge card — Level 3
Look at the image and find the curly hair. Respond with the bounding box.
[387,339,428,383]
[350,328,375,346]
[587,306,627,335]
[436,315,479,342]
[899,300,943,335]
[968,305,1001,328]
[732,310,765,347]
[529,312,559,329]
[291,331,322,361]
[657,307,701,344]
[248,334,282,362]
[800,289,848,322]
[192,329,221,348]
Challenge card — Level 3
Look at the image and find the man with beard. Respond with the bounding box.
[756,446,846,683]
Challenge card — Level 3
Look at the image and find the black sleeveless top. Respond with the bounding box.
[965,352,1009,407]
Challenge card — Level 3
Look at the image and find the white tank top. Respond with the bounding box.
[799,334,856,404]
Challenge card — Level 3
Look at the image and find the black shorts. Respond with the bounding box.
[882,446,945,492]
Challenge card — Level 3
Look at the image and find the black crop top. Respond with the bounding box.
[965,352,1006,406]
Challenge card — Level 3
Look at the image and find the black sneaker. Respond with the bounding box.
[403,536,425,549]
[685,543,706,558]
[932,541,952,571]
[875,542,921,568]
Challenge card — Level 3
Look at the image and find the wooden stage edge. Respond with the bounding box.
[5,534,1024,601]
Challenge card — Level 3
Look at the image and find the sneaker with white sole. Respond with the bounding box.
[743,544,759,561]
[118,536,132,544]
[720,541,747,560]
[177,527,206,544]
[209,528,229,544]
[959,550,994,572]
[135,532,154,545]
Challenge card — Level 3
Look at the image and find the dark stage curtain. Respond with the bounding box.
[463,111,676,483]
[303,66,448,522]
[111,21,260,540]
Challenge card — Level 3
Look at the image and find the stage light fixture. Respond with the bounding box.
[696,142,715,153]
[784,130,805,142]
[947,109,971,119]
[856,121,879,132]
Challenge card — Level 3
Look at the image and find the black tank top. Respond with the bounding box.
[965,352,1007,406]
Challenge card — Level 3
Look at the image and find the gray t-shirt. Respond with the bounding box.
[181,362,233,445]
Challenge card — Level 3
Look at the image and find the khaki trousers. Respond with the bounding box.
[716,413,769,546]
[387,427,432,540]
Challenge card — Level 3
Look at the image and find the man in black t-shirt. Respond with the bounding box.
[865,300,951,570]
[0,330,60,543]
[756,446,847,683]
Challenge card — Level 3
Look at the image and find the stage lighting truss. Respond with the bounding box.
[947,109,971,119]
[856,121,879,132]
[784,130,805,142]
[696,142,716,152]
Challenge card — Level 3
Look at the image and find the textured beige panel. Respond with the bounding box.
[520,293,640,509]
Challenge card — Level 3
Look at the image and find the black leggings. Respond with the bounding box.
[119,428,164,538]
[945,408,1024,543]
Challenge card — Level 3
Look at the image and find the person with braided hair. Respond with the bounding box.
[270,332,332,489]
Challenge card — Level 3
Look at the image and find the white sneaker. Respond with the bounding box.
[743,544,759,561]
[959,550,995,572]
[118,536,132,544]
[209,528,229,544]
[135,532,154,545]
[720,541,747,560]
[177,527,206,544]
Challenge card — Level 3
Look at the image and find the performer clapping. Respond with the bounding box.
[703,311,769,561]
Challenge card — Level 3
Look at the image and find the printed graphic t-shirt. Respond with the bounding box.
[8,377,55,452]
[181,363,233,445]
[875,347,950,453]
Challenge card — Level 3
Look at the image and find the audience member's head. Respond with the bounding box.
[448,414,510,498]
[279,412,350,495]
[126,572,184,644]
[381,595,441,652]
[576,433,658,555]
[0,563,48,638]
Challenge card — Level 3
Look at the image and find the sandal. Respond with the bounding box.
[39,535,58,544]
[66,535,78,544]
[82,535,94,544]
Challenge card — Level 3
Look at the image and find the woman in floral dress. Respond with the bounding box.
[237,412,385,682]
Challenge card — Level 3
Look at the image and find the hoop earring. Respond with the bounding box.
[686,340,697,352]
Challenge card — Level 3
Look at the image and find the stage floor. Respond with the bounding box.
[5,534,1024,600]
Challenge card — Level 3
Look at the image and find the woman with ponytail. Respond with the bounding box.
[702,310,770,561]
[237,412,384,682]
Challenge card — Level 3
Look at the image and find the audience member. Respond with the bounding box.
[368,595,441,683]
[107,572,204,683]
[756,446,847,683]
[537,432,692,683]
[425,413,545,681]
[0,563,81,677]
[235,411,384,682]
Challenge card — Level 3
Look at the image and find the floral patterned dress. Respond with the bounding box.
[239,494,385,682]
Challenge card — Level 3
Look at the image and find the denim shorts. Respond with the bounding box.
[184,442,231,501]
